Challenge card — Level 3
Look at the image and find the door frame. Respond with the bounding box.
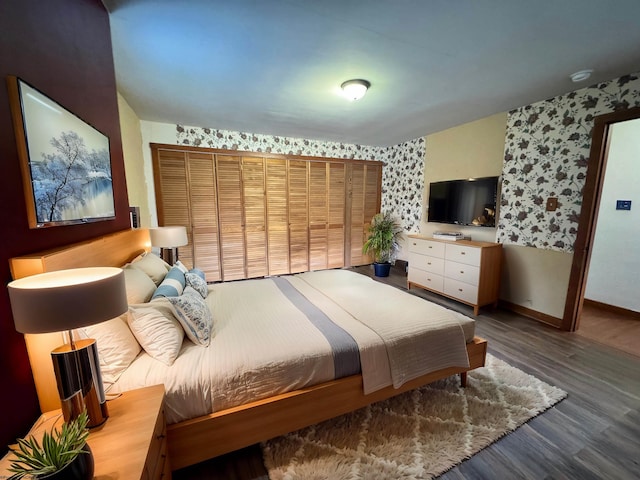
[562,106,640,331]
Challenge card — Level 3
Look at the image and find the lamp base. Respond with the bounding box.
[51,339,108,427]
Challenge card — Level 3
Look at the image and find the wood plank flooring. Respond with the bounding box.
[174,265,640,479]
[577,302,640,358]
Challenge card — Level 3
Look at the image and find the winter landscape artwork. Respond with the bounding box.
[9,77,115,228]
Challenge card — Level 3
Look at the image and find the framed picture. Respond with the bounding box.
[7,76,115,228]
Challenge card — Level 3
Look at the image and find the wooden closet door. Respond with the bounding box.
[327,163,346,268]
[266,158,290,275]
[242,157,267,278]
[216,155,246,281]
[153,149,194,268]
[308,162,328,270]
[347,162,382,266]
[187,152,221,281]
[288,160,309,273]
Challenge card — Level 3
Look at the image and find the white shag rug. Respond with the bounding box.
[262,354,567,479]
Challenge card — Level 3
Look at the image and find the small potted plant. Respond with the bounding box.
[8,411,94,480]
[362,211,403,277]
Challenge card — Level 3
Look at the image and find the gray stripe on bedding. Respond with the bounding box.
[272,276,361,378]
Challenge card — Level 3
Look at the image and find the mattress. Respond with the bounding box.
[113,269,475,424]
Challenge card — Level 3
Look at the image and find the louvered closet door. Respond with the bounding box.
[154,149,193,268]
[187,152,221,281]
[363,163,382,264]
[348,163,382,266]
[266,158,290,275]
[327,162,346,268]
[242,157,267,278]
[288,160,309,273]
[308,162,328,270]
[216,155,246,281]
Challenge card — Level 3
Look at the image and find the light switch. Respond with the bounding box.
[546,197,558,212]
[616,200,632,211]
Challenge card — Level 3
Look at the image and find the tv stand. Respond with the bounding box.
[407,235,502,315]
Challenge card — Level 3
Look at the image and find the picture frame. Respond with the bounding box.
[7,76,116,228]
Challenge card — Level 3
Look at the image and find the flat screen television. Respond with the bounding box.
[427,176,499,227]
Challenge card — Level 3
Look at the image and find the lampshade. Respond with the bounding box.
[8,267,127,334]
[341,79,370,101]
[149,226,188,248]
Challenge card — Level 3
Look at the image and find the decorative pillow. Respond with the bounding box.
[188,268,206,281]
[131,252,171,285]
[127,300,184,366]
[185,272,208,299]
[151,266,186,299]
[174,260,189,274]
[165,286,213,346]
[74,314,141,389]
[122,265,157,304]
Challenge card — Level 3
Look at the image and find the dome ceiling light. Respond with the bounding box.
[340,79,371,101]
[570,69,594,83]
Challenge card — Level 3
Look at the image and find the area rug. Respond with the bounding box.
[262,354,567,479]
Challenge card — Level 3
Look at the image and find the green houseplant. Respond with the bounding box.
[362,211,403,277]
[8,411,94,480]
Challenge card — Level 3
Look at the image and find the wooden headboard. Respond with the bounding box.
[9,228,151,413]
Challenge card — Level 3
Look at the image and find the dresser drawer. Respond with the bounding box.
[444,278,479,304]
[444,260,480,286]
[445,244,481,266]
[408,268,444,292]
[408,238,445,258]
[408,252,445,275]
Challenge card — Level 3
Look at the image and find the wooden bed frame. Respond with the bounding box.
[10,228,488,471]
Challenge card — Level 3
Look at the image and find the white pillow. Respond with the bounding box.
[127,300,185,365]
[122,265,157,304]
[75,315,141,389]
[165,286,213,346]
[131,252,171,285]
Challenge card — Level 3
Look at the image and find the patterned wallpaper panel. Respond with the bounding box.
[497,73,640,252]
[175,126,424,233]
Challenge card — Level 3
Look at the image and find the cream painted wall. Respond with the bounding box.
[500,244,572,318]
[420,112,507,243]
[584,118,640,312]
[117,93,151,227]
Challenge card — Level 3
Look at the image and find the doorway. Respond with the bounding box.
[563,106,640,333]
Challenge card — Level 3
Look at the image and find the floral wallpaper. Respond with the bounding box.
[175,126,424,232]
[497,73,640,253]
[380,137,425,233]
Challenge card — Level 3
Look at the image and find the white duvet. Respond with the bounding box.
[113,269,475,424]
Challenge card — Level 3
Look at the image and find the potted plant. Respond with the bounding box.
[362,211,403,277]
[8,411,94,480]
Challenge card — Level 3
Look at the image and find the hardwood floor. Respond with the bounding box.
[577,301,640,358]
[174,265,640,479]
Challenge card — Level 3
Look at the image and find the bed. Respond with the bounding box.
[10,228,487,470]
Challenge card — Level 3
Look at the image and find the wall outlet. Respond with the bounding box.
[546,197,558,212]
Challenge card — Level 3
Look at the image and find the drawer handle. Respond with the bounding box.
[412,242,417,246]
[460,270,464,274]
[427,262,432,265]
[458,288,463,292]
[428,246,433,249]
[461,251,466,255]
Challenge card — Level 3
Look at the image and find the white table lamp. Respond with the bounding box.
[149,226,188,264]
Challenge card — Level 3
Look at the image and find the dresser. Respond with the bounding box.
[0,385,170,480]
[407,235,502,315]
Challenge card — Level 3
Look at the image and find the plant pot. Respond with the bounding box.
[373,262,392,277]
[41,444,94,480]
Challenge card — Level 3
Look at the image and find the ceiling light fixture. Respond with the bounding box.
[341,79,370,101]
[570,69,594,83]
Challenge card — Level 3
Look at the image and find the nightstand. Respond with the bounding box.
[1,384,170,480]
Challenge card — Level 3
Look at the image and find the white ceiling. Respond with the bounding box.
[103,0,640,146]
